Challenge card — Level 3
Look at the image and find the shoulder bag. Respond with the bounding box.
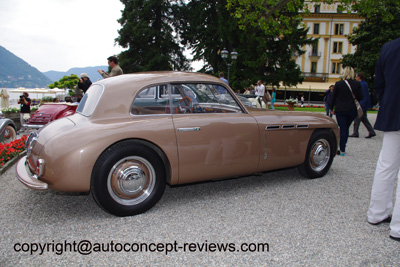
[344,80,363,119]
[266,91,272,101]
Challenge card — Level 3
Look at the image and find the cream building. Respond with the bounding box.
[278,1,364,101]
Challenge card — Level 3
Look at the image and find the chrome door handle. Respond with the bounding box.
[177,127,201,132]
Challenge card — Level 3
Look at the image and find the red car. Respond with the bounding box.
[26,103,78,128]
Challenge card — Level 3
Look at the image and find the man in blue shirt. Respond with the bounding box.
[216,72,229,94]
[219,72,229,85]
[349,72,376,138]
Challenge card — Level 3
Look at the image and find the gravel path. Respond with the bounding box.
[1,113,399,266]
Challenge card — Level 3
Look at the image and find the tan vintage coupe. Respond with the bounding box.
[17,72,339,216]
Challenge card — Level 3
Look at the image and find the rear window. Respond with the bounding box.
[76,84,104,116]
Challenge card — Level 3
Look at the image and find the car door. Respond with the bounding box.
[170,83,260,184]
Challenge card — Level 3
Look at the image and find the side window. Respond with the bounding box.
[131,83,244,115]
[131,85,170,115]
[172,83,243,114]
[136,86,155,99]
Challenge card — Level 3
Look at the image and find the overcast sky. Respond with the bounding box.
[0,0,125,72]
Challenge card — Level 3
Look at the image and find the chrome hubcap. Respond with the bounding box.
[1,126,15,142]
[4,129,11,139]
[108,156,155,205]
[309,139,330,172]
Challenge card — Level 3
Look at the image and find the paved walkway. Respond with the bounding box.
[1,113,399,266]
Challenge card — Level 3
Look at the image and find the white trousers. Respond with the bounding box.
[367,131,400,238]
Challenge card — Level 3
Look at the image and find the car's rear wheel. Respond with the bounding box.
[298,129,336,179]
[0,125,16,143]
[91,140,166,216]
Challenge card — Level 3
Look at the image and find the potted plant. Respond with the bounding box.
[285,98,297,111]
[1,107,20,120]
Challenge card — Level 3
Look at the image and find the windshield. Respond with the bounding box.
[76,84,104,116]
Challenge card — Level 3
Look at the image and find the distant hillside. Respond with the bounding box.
[0,46,52,88]
[44,66,109,82]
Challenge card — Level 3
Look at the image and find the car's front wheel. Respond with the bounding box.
[298,129,336,179]
[91,140,166,216]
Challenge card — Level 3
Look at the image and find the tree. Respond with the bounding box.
[116,0,190,73]
[226,0,306,37]
[341,0,400,88]
[48,74,79,89]
[329,0,396,24]
[178,0,315,89]
[48,74,80,96]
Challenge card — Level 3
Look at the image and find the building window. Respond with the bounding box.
[314,5,320,13]
[334,24,344,35]
[311,44,318,56]
[333,42,343,54]
[331,62,341,74]
[313,23,320,35]
[311,62,317,73]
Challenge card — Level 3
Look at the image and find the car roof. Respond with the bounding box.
[89,71,236,120]
[95,71,225,89]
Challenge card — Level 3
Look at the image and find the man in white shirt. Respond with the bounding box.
[255,80,267,108]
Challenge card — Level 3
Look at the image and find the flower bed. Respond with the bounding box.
[0,135,27,174]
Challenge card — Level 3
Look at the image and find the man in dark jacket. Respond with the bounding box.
[324,85,334,117]
[18,92,31,132]
[349,72,376,138]
[77,73,92,94]
[367,37,400,242]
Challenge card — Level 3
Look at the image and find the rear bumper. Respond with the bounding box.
[16,156,48,190]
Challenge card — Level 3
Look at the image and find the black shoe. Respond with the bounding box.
[390,235,400,242]
[368,216,392,225]
[349,133,359,138]
[365,133,376,138]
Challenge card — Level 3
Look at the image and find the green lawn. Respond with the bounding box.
[274,106,325,112]
[273,106,378,113]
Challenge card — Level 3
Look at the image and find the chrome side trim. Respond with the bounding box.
[177,127,201,132]
[296,124,309,128]
[266,124,310,130]
[23,124,45,129]
[265,125,280,130]
[282,125,295,129]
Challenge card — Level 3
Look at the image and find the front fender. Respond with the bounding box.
[0,118,16,133]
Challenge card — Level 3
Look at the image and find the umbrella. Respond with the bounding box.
[47,88,66,94]
[10,87,65,99]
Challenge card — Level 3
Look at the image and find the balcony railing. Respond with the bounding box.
[308,51,322,58]
[303,72,329,81]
